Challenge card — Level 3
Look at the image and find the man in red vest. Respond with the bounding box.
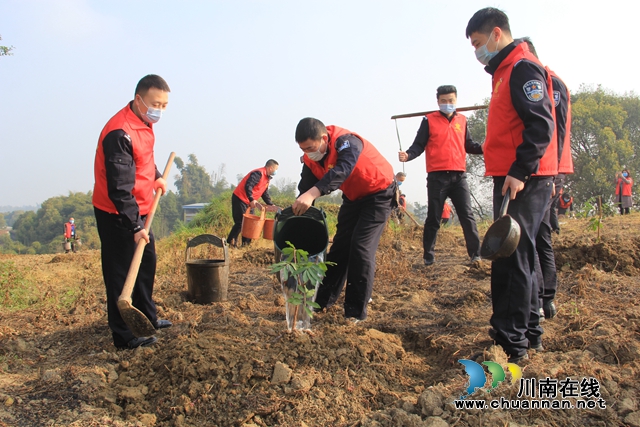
[467,8,557,363]
[525,38,574,322]
[398,85,483,266]
[227,160,279,247]
[93,75,173,350]
[615,169,633,215]
[557,190,573,216]
[293,117,395,322]
[441,202,452,226]
[63,217,77,253]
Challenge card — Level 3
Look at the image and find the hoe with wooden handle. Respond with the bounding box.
[117,152,175,337]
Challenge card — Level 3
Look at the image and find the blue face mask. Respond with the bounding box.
[397,181,403,186]
[139,97,163,124]
[623,172,629,178]
[475,33,499,66]
[439,103,456,115]
[270,169,277,177]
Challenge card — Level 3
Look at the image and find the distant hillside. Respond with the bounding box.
[0,205,39,213]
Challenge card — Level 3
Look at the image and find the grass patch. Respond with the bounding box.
[0,260,41,310]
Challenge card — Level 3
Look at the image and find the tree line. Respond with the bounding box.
[2,86,639,254]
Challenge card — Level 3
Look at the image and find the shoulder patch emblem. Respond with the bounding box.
[553,90,560,107]
[523,80,544,102]
[337,140,350,152]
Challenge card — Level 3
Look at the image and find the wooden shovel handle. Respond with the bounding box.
[119,152,176,303]
[405,210,423,227]
[390,105,488,120]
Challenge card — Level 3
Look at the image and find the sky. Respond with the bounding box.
[1,0,639,210]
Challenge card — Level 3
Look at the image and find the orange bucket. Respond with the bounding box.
[263,218,276,240]
[241,207,265,239]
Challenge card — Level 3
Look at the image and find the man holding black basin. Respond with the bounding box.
[293,117,395,323]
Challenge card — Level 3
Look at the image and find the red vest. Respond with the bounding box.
[616,178,633,197]
[424,112,468,172]
[93,104,157,215]
[64,223,73,239]
[549,68,574,174]
[442,203,452,219]
[558,196,573,209]
[484,43,558,177]
[303,126,393,201]
[234,167,270,204]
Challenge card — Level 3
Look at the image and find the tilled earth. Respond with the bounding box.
[1,215,640,427]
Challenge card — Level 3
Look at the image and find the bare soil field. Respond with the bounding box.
[1,214,640,427]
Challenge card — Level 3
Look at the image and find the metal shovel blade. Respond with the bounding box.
[480,189,521,261]
[117,299,157,337]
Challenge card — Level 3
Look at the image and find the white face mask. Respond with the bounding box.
[139,97,162,123]
[306,141,327,161]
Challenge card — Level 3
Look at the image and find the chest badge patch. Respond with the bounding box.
[454,123,462,132]
[523,80,544,102]
[553,90,560,107]
[493,78,503,95]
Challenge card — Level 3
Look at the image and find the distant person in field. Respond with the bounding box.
[63,217,77,253]
[293,117,396,323]
[227,160,280,248]
[557,190,573,216]
[391,172,407,224]
[398,85,483,266]
[615,169,633,215]
[93,74,173,350]
[441,202,452,226]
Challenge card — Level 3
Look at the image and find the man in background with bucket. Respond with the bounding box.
[293,117,395,323]
[63,217,77,253]
[227,160,279,248]
[466,8,556,363]
[93,74,173,350]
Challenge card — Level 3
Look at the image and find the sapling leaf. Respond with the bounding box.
[304,306,314,318]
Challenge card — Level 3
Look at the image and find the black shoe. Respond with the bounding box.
[508,353,529,364]
[117,336,157,350]
[470,256,481,264]
[424,258,435,266]
[154,319,173,330]
[543,301,557,319]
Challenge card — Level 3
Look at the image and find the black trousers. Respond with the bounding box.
[549,175,563,232]
[490,177,552,359]
[423,171,480,262]
[315,184,395,320]
[535,194,558,307]
[227,194,251,246]
[94,207,158,348]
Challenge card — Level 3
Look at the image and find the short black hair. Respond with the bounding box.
[135,74,171,97]
[465,7,511,39]
[436,85,457,99]
[295,117,327,143]
[265,159,279,167]
[522,37,538,58]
